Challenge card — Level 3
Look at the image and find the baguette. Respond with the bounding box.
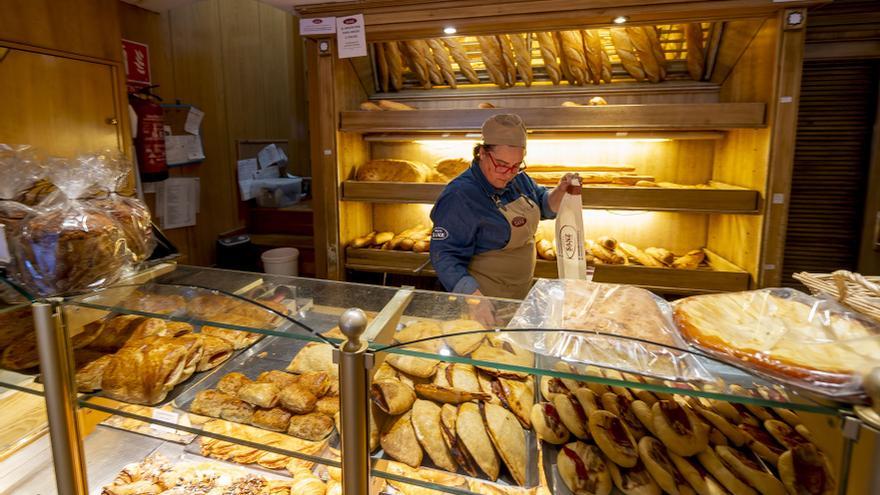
[385,41,405,91]
[618,242,664,267]
[477,36,508,88]
[499,35,518,87]
[644,26,667,79]
[351,231,377,248]
[626,26,662,83]
[412,240,430,253]
[613,246,631,265]
[685,23,705,81]
[645,247,674,266]
[359,101,383,111]
[509,33,533,87]
[426,39,457,88]
[527,163,635,173]
[611,175,655,185]
[561,101,584,107]
[377,100,415,111]
[555,32,574,84]
[610,28,646,82]
[375,42,390,92]
[402,41,432,88]
[588,240,625,264]
[535,32,561,85]
[373,232,394,246]
[596,236,618,251]
[559,31,588,85]
[399,238,415,251]
[411,39,443,86]
[442,38,480,84]
[582,30,607,84]
[672,249,705,270]
[478,102,496,109]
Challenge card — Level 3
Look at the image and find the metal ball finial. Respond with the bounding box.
[339,308,368,345]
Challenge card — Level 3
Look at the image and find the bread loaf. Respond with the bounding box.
[477,36,508,88]
[509,33,533,87]
[672,249,705,269]
[413,240,430,253]
[360,101,383,111]
[527,163,635,172]
[435,158,469,180]
[375,42,390,92]
[385,41,405,90]
[559,31,588,85]
[426,39,457,88]
[561,101,584,107]
[377,100,415,111]
[356,159,431,182]
[373,232,394,246]
[554,32,574,84]
[644,26,667,79]
[499,35,518,87]
[645,247,674,266]
[402,41,431,88]
[618,242,664,267]
[351,231,377,248]
[442,38,480,84]
[536,32,561,84]
[685,23,705,81]
[626,27,662,83]
[610,28,645,82]
[582,30,605,84]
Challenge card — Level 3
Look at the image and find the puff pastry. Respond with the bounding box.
[278,382,317,414]
[201,315,264,350]
[75,352,112,392]
[101,338,188,404]
[237,382,280,409]
[251,407,292,432]
[217,372,252,396]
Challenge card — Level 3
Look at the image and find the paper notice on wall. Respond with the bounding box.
[184,107,204,135]
[300,16,336,35]
[156,177,199,229]
[165,134,205,165]
[336,14,366,58]
[257,144,282,168]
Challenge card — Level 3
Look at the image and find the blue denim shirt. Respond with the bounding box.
[429,159,556,294]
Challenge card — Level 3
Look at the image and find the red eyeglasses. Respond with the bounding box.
[486,152,527,175]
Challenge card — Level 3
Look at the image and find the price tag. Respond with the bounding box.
[0,225,10,264]
[150,408,180,434]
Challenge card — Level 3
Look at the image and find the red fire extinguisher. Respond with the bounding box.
[129,86,169,182]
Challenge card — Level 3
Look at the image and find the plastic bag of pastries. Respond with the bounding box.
[0,145,44,267]
[10,153,134,296]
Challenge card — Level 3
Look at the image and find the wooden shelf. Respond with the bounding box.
[339,103,766,133]
[342,181,760,213]
[344,248,750,294]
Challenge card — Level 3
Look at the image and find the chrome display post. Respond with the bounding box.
[335,308,371,495]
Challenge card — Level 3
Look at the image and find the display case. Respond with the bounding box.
[1,264,878,494]
[303,1,826,294]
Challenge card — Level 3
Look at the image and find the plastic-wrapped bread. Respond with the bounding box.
[442,38,480,84]
[610,28,646,82]
[509,33,533,87]
[583,30,611,84]
[426,39,457,88]
[535,32,561,84]
[685,23,705,81]
[498,35,518,87]
[558,31,588,85]
[626,26,662,83]
[644,26,667,79]
[385,41,405,90]
[402,40,431,88]
[375,42,390,92]
[672,249,705,269]
[477,36,508,88]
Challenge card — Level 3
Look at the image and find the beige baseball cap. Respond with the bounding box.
[481,114,527,148]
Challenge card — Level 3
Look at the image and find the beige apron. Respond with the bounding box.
[468,192,540,299]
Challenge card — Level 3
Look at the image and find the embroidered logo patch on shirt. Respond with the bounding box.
[432,227,449,241]
[511,216,527,227]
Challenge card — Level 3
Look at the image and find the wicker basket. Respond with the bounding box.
[793,270,880,323]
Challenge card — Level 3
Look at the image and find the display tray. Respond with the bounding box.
[341,180,760,213]
[344,248,750,294]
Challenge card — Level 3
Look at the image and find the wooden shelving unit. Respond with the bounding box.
[345,247,749,294]
[340,103,767,133]
[342,181,760,213]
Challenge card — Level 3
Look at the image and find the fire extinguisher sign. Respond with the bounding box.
[122,39,151,91]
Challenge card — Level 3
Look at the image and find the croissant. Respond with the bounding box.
[101,340,188,405]
[290,475,327,495]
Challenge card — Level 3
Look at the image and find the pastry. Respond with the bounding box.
[433,159,470,183]
[200,315,263,350]
[602,392,650,440]
[536,32,561,84]
[607,461,661,495]
[162,334,204,383]
[765,419,811,449]
[385,41,405,90]
[493,376,533,428]
[470,338,533,378]
[441,403,478,476]
[559,30,588,85]
[652,400,709,456]
[626,26,662,83]
[574,388,603,416]
[716,446,785,495]
[440,319,485,356]
[315,395,339,416]
[457,402,500,480]
[75,352,112,392]
[355,158,431,182]
[696,447,756,495]
[238,382,280,409]
[631,400,659,437]
[395,319,442,351]
[619,242,664,268]
[477,36,508,88]
[251,407,292,432]
[691,402,748,447]
[638,437,695,495]
[610,28,645,81]
[257,369,299,389]
[778,443,836,495]
[685,23,705,81]
[447,363,484,394]
[669,451,728,495]
[219,397,255,424]
[287,343,335,376]
[382,411,423,468]
[217,372,252,396]
[191,389,234,417]
[412,399,457,472]
[101,339,188,405]
[385,354,439,378]
[672,250,705,269]
[553,392,590,440]
[441,38,480,84]
[87,315,141,352]
[558,441,613,495]
[371,379,416,415]
[531,402,570,444]
[288,412,334,441]
[427,39,457,88]
[708,427,729,447]
[509,33,532,87]
[296,371,331,398]
[278,383,317,414]
[590,410,639,468]
[483,402,527,486]
[414,383,489,404]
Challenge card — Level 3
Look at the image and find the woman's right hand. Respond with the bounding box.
[468,289,497,327]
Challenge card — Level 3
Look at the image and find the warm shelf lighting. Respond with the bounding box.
[443,26,457,34]
[613,16,629,24]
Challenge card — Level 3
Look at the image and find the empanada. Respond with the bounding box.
[381,411,422,468]
[447,363,482,393]
[412,399,457,472]
[287,343,335,375]
[414,383,489,404]
[457,402,500,480]
[385,354,439,378]
[371,379,416,415]
[483,403,527,486]
[441,319,486,356]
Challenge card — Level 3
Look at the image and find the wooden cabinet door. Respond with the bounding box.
[0,47,121,155]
